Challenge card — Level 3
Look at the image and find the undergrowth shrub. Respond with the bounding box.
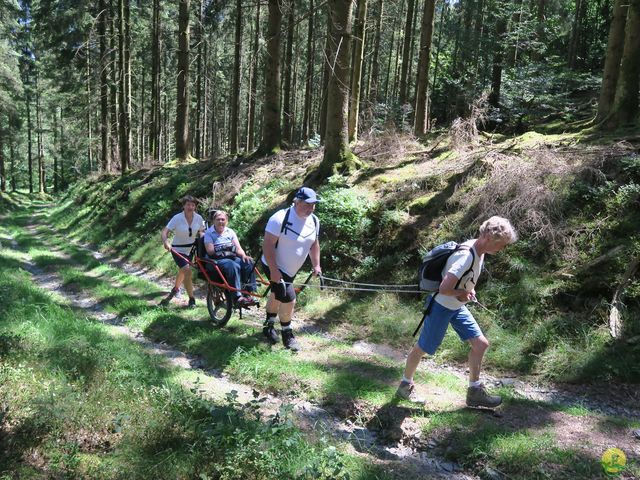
[230,178,292,240]
[316,176,375,273]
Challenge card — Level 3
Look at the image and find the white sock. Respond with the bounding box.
[281,325,292,331]
[469,380,482,388]
[402,376,413,384]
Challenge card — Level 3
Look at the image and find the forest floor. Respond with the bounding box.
[2,202,639,479]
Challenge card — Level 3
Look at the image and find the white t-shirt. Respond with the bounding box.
[166,212,205,254]
[261,207,319,277]
[435,239,484,310]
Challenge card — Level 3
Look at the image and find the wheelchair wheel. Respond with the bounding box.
[207,284,233,327]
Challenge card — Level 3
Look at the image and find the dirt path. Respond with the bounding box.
[6,210,640,479]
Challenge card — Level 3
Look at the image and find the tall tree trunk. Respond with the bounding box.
[597,0,628,122]
[86,36,93,173]
[247,0,261,152]
[368,0,383,103]
[291,30,300,144]
[53,109,58,192]
[320,0,360,175]
[109,0,120,167]
[203,39,209,158]
[0,125,5,193]
[605,0,640,128]
[532,0,546,61]
[139,71,146,165]
[118,0,132,171]
[348,0,368,143]
[10,133,16,191]
[406,0,419,102]
[568,0,584,69]
[319,9,331,142]
[383,18,396,102]
[260,0,283,154]
[506,0,523,66]
[36,73,45,193]
[471,0,485,75]
[194,1,204,159]
[398,0,415,105]
[59,112,65,190]
[99,0,111,172]
[414,0,437,136]
[431,0,448,103]
[150,0,161,163]
[489,14,507,107]
[302,0,315,143]
[282,0,295,145]
[392,1,404,102]
[230,0,242,153]
[175,0,191,160]
[26,89,33,194]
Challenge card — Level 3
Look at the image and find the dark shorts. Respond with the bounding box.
[262,263,297,303]
[171,250,193,269]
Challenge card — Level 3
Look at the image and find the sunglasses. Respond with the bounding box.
[188,227,192,237]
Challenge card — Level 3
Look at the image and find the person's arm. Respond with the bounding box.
[263,232,281,283]
[161,227,172,251]
[309,239,321,276]
[233,237,252,262]
[203,230,216,256]
[438,273,474,302]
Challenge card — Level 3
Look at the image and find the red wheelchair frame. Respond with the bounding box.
[170,245,314,327]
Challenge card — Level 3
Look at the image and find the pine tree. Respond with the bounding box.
[320,0,362,176]
[175,0,191,160]
[259,0,282,154]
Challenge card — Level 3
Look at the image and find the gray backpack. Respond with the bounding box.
[418,241,474,291]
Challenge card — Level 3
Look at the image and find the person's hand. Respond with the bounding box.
[456,290,474,302]
[163,240,172,252]
[312,265,322,277]
[241,254,253,263]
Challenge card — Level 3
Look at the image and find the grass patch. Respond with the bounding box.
[0,246,388,479]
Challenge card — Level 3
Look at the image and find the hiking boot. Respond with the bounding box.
[263,323,279,345]
[187,297,196,309]
[466,384,502,408]
[395,381,425,403]
[281,329,300,352]
[159,288,179,307]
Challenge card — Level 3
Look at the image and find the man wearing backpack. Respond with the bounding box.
[397,216,517,408]
[261,187,322,351]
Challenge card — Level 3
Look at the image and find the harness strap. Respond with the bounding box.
[172,242,195,248]
[412,294,437,337]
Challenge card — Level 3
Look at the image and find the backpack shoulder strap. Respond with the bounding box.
[275,208,292,249]
[280,207,292,235]
[453,245,476,289]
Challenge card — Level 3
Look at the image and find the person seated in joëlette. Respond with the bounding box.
[203,210,257,307]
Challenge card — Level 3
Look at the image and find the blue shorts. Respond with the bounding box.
[417,297,483,355]
[171,250,193,269]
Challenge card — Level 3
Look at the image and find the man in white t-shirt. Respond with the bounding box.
[397,216,517,408]
[261,187,322,351]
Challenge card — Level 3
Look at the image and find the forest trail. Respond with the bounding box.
[4,204,640,479]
